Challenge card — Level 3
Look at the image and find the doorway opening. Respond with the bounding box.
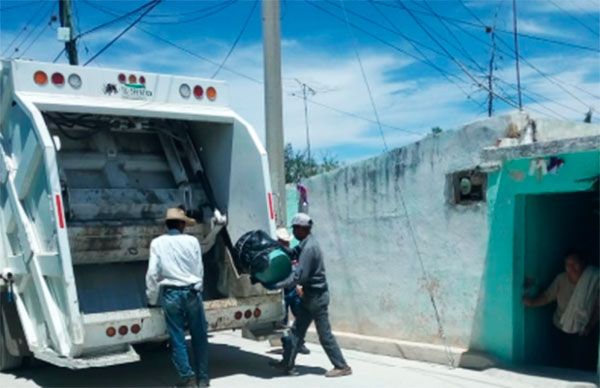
[518,190,599,371]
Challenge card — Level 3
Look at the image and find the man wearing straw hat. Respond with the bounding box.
[146,208,209,387]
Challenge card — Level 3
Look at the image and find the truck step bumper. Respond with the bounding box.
[35,345,140,369]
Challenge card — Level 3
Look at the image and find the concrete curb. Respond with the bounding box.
[304,328,498,370]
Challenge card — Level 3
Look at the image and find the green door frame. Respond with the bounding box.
[476,150,599,367]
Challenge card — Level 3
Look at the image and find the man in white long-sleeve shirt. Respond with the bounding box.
[146,208,209,387]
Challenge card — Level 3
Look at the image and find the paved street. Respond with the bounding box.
[1,331,597,388]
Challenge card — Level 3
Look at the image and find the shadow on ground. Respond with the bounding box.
[5,342,326,387]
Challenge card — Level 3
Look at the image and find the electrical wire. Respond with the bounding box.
[83,0,162,66]
[212,0,258,79]
[53,0,159,63]
[0,0,42,12]
[340,0,388,152]
[82,0,426,137]
[548,0,599,37]
[8,1,53,58]
[396,1,520,109]
[1,2,46,56]
[376,0,600,53]
[17,6,56,59]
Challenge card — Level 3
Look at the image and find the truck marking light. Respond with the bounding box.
[131,324,141,334]
[267,193,275,220]
[254,308,261,318]
[55,194,65,228]
[34,71,48,85]
[234,311,243,320]
[68,74,82,89]
[106,327,116,337]
[118,325,128,336]
[244,309,252,319]
[206,87,217,101]
[193,85,203,99]
[51,72,65,86]
[139,76,146,85]
[128,74,137,84]
[179,84,191,99]
[118,73,126,83]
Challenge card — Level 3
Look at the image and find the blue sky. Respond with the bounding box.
[1,0,599,162]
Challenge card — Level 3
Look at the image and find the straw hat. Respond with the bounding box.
[165,208,197,226]
[276,228,292,242]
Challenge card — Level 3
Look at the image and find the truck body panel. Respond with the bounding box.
[0,60,283,369]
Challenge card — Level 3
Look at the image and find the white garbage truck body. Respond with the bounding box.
[0,60,283,369]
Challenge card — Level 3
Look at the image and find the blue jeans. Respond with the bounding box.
[282,288,302,325]
[161,287,209,382]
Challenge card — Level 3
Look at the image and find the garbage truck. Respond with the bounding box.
[0,60,285,370]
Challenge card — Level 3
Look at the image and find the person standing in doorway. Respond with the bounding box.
[146,208,209,387]
[269,213,352,377]
[523,251,599,370]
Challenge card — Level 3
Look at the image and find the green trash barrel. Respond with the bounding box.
[253,248,292,284]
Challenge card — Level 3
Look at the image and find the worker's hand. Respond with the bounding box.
[296,285,304,298]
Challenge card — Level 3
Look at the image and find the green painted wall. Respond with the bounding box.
[475,150,599,366]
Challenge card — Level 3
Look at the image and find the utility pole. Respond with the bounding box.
[486,13,498,117]
[59,0,78,65]
[262,0,286,227]
[512,0,522,110]
[295,79,316,166]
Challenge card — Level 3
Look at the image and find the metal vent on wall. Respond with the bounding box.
[446,169,487,205]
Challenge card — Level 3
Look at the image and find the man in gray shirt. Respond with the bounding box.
[269,213,352,378]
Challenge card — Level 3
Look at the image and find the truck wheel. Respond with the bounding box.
[0,291,24,371]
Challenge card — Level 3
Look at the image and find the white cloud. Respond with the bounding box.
[2,21,598,161]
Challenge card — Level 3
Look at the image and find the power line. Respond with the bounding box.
[308,1,477,92]
[512,0,523,110]
[137,0,237,25]
[396,1,520,109]
[17,6,57,59]
[212,0,258,79]
[85,0,423,137]
[9,2,54,58]
[548,0,599,37]
[340,0,388,152]
[0,0,42,12]
[368,1,481,107]
[443,1,599,106]
[420,1,487,74]
[54,0,159,63]
[375,1,600,53]
[1,2,46,56]
[83,0,161,66]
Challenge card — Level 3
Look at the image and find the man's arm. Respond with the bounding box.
[145,243,161,306]
[274,246,313,290]
[523,276,559,308]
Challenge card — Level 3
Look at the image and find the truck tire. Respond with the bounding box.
[0,290,24,371]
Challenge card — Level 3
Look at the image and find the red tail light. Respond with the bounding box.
[131,324,141,334]
[193,85,203,99]
[139,76,146,85]
[51,72,65,86]
[118,325,128,336]
[106,327,116,337]
[118,73,126,83]
[253,308,261,318]
[234,311,243,320]
[244,309,252,319]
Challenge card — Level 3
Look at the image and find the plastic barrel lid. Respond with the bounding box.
[254,249,292,284]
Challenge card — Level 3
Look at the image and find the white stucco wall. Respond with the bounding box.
[300,113,598,347]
